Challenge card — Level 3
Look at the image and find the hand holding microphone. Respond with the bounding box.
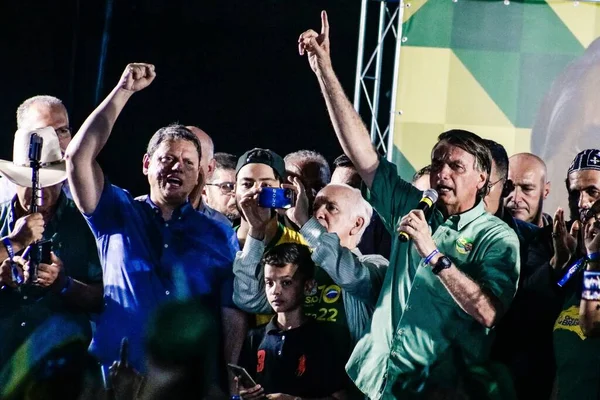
[398,189,438,243]
[397,189,439,258]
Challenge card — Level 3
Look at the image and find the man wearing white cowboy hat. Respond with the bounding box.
[0,126,103,368]
[0,95,74,204]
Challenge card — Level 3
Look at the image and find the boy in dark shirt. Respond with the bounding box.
[238,243,350,400]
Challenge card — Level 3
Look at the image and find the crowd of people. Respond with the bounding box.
[0,10,598,400]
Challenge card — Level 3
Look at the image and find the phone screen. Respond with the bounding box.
[257,187,294,209]
[38,239,52,264]
[227,363,257,388]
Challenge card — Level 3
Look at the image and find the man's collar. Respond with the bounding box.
[140,195,193,219]
[441,199,487,230]
[197,199,207,213]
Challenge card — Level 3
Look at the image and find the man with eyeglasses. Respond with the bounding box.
[204,152,240,225]
[0,95,73,203]
[482,140,557,400]
[186,126,233,227]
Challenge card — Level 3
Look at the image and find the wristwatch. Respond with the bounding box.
[432,255,452,275]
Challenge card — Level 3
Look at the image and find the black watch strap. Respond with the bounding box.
[432,255,452,275]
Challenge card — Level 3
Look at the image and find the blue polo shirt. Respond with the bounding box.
[84,181,239,371]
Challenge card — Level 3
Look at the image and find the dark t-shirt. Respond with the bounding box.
[553,272,600,400]
[239,317,351,398]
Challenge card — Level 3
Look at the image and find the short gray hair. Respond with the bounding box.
[16,95,66,129]
[284,149,331,182]
[326,183,373,239]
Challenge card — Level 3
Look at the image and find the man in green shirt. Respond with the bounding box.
[298,11,520,398]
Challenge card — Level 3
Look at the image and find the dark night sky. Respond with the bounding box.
[0,0,366,196]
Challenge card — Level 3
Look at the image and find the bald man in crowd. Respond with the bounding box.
[505,153,551,227]
[186,126,232,227]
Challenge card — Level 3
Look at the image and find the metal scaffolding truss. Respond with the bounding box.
[353,0,404,161]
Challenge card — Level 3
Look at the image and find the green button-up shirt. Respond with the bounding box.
[0,193,102,368]
[346,158,520,399]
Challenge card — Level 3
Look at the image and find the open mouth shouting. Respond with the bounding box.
[164,175,184,190]
[436,183,453,195]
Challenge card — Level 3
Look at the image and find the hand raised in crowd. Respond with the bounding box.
[109,337,143,400]
[238,185,273,237]
[551,207,579,270]
[0,256,27,288]
[397,209,437,259]
[237,380,266,400]
[583,213,600,257]
[118,63,156,93]
[282,177,310,228]
[298,10,332,74]
[8,213,44,250]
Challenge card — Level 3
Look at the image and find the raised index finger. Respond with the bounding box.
[119,337,129,365]
[321,10,329,37]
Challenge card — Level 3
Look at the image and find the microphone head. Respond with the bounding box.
[423,188,438,203]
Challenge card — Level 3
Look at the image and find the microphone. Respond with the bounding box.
[399,188,438,243]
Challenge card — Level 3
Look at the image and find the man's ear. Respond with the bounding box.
[207,158,216,179]
[543,181,551,200]
[477,172,487,192]
[349,216,365,237]
[304,279,317,296]
[142,154,150,175]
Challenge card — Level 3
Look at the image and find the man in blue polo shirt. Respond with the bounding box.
[64,63,245,390]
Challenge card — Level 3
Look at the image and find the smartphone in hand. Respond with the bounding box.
[227,363,257,388]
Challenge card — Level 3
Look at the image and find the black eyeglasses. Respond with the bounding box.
[487,178,503,190]
[206,182,235,194]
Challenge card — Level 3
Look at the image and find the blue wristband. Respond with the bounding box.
[2,237,22,286]
[588,252,600,261]
[424,249,440,265]
[2,237,14,260]
[557,257,586,288]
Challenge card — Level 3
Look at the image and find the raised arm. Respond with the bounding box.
[299,11,379,188]
[64,63,156,214]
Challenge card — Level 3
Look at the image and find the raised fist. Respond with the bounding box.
[118,63,156,92]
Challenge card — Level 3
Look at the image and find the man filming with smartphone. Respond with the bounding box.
[0,127,103,369]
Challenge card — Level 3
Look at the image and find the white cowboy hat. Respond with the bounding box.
[0,127,66,188]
